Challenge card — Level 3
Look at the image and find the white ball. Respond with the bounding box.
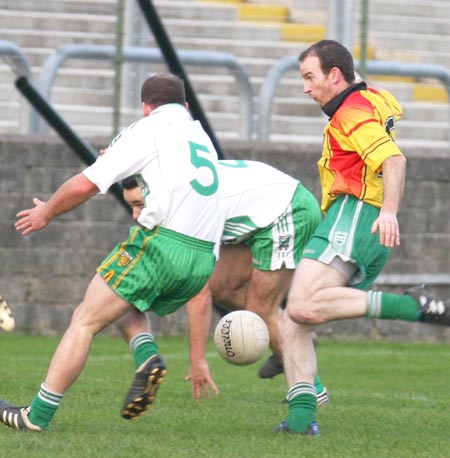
[214,310,269,366]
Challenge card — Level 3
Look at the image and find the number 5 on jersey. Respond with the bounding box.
[189,141,219,196]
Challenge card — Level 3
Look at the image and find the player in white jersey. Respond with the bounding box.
[186,160,324,399]
[0,74,220,432]
[114,160,328,404]
[218,159,299,246]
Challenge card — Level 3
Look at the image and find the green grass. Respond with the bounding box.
[0,334,449,458]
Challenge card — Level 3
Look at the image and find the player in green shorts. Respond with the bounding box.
[276,40,450,436]
[105,87,330,408]
[115,160,329,407]
[0,73,221,432]
[185,161,326,401]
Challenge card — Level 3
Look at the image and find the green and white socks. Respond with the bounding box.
[28,383,63,430]
[26,333,159,430]
[366,290,419,321]
[286,382,317,433]
[129,332,159,368]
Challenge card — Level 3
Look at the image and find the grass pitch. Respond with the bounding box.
[0,333,448,458]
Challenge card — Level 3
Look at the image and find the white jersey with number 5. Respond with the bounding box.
[83,103,220,243]
[217,160,299,244]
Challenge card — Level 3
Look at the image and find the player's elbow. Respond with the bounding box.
[385,153,407,168]
[76,173,100,196]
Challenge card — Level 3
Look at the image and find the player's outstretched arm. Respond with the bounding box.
[186,283,219,400]
[15,174,99,235]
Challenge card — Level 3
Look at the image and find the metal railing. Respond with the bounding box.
[0,40,34,133]
[34,44,253,139]
[257,56,450,144]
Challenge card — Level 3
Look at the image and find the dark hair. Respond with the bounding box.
[299,40,355,84]
[140,73,186,108]
[121,175,139,190]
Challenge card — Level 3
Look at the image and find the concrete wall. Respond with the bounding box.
[0,135,449,342]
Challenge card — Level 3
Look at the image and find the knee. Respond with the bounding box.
[70,304,84,324]
[210,287,229,306]
[210,280,244,305]
[286,302,323,325]
[69,303,100,335]
[211,286,228,304]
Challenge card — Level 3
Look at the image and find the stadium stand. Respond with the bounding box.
[0,0,450,148]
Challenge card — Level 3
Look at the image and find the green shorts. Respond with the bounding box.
[97,226,216,316]
[301,194,391,290]
[244,183,322,270]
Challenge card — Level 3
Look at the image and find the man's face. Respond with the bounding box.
[299,55,336,107]
[123,187,145,221]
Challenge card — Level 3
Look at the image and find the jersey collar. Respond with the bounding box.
[321,81,367,118]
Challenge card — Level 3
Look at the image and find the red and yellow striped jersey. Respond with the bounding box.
[319,86,403,212]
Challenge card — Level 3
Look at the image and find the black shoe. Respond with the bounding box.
[259,336,318,379]
[406,285,450,326]
[121,355,167,420]
[258,354,284,379]
[0,401,43,431]
[275,420,320,436]
[212,303,231,318]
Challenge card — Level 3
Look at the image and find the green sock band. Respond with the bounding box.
[129,333,159,368]
[314,375,324,394]
[367,291,419,322]
[28,384,63,430]
[287,383,317,433]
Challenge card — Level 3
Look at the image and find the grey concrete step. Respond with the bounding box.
[41,106,243,140]
[1,29,115,49]
[397,102,449,123]
[154,0,237,21]
[370,31,450,54]
[395,120,450,142]
[368,14,450,36]
[0,100,20,118]
[161,18,281,41]
[1,0,450,148]
[0,0,116,14]
[374,47,450,69]
[365,0,450,18]
[143,35,307,60]
[2,45,119,72]
[0,10,281,42]
[2,66,446,128]
[0,11,115,33]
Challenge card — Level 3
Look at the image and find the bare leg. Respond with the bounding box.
[283,259,352,387]
[44,274,133,394]
[116,309,151,344]
[209,245,252,309]
[280,258,362,432]
[287,258,368,326]
[209,244,292,359]
[279,311,316,387]
[245,268,293,359]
